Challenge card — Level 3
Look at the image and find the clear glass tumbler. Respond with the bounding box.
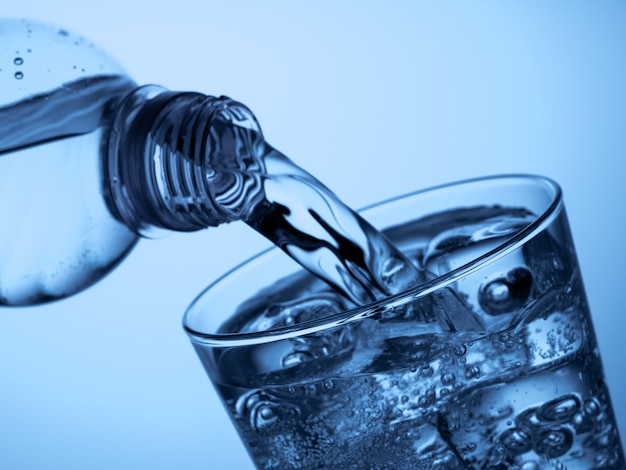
[183,175,624,469]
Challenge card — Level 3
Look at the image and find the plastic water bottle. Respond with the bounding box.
[0,18,421,307]
[0,18,266,306]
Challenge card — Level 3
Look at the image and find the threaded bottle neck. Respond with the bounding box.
[105,86,267,236]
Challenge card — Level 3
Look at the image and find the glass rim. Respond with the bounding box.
[183,173,563,346]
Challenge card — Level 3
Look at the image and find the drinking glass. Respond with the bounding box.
[183,175,624,469]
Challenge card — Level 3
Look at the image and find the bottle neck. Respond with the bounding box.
[104,85,267,237]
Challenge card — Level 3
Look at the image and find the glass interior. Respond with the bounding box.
[183,174,561,345]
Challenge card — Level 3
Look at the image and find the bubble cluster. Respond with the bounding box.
[486,393,617,465]
[208,204,623,469]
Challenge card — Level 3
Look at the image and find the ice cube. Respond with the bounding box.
[422,212,534,275]
[423,212,538,332]
[212,287,354,388]
[240,291,346,333]
[413,423,464,468]
[238,291,358,371]
[431,286,485,332]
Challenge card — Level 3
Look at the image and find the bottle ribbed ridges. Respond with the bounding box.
[106,87,267,235]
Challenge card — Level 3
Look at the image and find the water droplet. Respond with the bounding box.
[14,71,24,80]
[14,57,23,66]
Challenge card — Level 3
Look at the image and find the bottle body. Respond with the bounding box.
[0,17,416,307]
[0,77,139,306]
[0,19,266,306]
[0,19,139,305]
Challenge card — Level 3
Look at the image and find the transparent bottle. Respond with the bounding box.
[0,18,265,306]
[1,18,422,308]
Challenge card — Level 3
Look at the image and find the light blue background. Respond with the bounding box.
[1,1,625,468]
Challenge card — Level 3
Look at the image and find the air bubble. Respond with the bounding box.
[533,426,574,459]
[479,267,532,315]
[441,372,456,385]
[14,71,24,80]
[583,397,601,417]
[417,395,431,408]
[453,344,467,357]
[537,394,581,424]
[500,428,533,454]
[14,57,24,65]
[573,413,584,427]
[465,365,480,379]
[235,390,301,432]
[420,365,434,377]
[282,351,312,367]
